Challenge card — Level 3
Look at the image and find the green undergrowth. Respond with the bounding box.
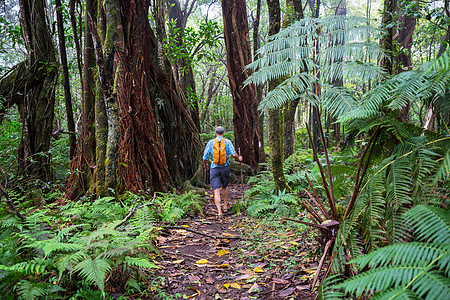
[0,190,205,299]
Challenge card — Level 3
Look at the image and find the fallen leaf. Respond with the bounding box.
[217,263,229,268]
[296,285,309,291]
[173,229,189,235]
[217,249,230,256]
[188,275,200,281]
[230,282,241,289]
[253,267,264,273]
[181,225,190,228]
[237,274,253,280]
[279,287,296,297]
[289,241,298,245]
[171,259,184,264]
[206,277,214,284]
[222,232,237,237]
[196,259,208,264]
[272,278,289,284]
[217,289,227,294]
[247,283,260,293]
[223,283,230,288]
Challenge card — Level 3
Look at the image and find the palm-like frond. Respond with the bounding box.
[245,16,385,111]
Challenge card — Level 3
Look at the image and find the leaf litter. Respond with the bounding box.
[153,184,317,299]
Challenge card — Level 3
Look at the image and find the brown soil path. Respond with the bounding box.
[154,184,316,299]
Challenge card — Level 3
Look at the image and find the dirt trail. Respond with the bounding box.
[154,184,316,299]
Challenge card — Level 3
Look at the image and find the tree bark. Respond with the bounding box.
[253,0,266,165]
[166,0,200,130]
[16,0,58,182]
[115,0,172,193]
[395,0,416,122]
[222,0,260,172]
[283,0,304,159]
[55,0,77,159]
[267,0,289,191]
[65,0,98,200]
[380,0,395,75]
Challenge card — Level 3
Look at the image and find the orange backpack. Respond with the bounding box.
[212,138,227,166]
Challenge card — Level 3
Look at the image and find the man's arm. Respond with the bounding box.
[232,153,243,162]
[203,159,210,170]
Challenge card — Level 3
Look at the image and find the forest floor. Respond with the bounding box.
[152,184,318,300]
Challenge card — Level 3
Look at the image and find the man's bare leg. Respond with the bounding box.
[222,187,229,212]
[214,188,222,216]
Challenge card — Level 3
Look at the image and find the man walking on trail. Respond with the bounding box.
[203,126,243,217]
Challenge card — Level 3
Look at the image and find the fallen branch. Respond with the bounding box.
[280,217,330,231]
[165,225,241,240]
[115,193,157,229]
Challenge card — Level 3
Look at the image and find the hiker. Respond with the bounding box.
[203,126,243,217]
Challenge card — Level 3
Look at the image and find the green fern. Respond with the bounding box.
[73,257,112,294]
[330,205,450,300]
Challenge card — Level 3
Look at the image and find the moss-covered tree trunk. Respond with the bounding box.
[380,0,395,75]
[267,0,289,192]
[222,0,260,172]
[16,0,57,182]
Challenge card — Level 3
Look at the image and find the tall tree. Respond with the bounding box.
[15,0,57,182]
[267,0,289,191]
[222,0,260,172]
[55,0,76,159]
[65,0,97,199]
[283,0,304,159]
[380,0,395,75]
[253,0,266,165]
[166,0,200,130]
[395,0,416,122]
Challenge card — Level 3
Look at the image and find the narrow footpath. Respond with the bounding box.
[153,184,317,299]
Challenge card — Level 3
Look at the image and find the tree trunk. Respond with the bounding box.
[222,0,260,172]
[253,0,266,165]
[115,0,173,193]
[283,0,304,159]
[55,0,76,159]
[423,0,449,131]
[267,0,289,191]
[380,0,395,75]
[16,0,57,182]
[65,0,98,200]
[166,0,200,130]
[395,0,416,122]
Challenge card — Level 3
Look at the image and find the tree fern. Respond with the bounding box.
[245,16,386,111]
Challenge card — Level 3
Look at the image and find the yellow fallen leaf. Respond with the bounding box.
[196,259,208,264]
[181,225,190,228]
[223,283,230,288]
[254,267,264,273]
[230,282,241,289]
[222,233,236,237]
[217,249,230,256]
[172,259,184,264]
[290,241,298,246]
[217,263,229,268]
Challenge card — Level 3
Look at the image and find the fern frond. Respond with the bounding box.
[73,257,112,293]
[124,256,159,269]
[15,280,46,300]
[404,205,450,244]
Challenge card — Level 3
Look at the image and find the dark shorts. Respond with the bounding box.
[210,165,231,190]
